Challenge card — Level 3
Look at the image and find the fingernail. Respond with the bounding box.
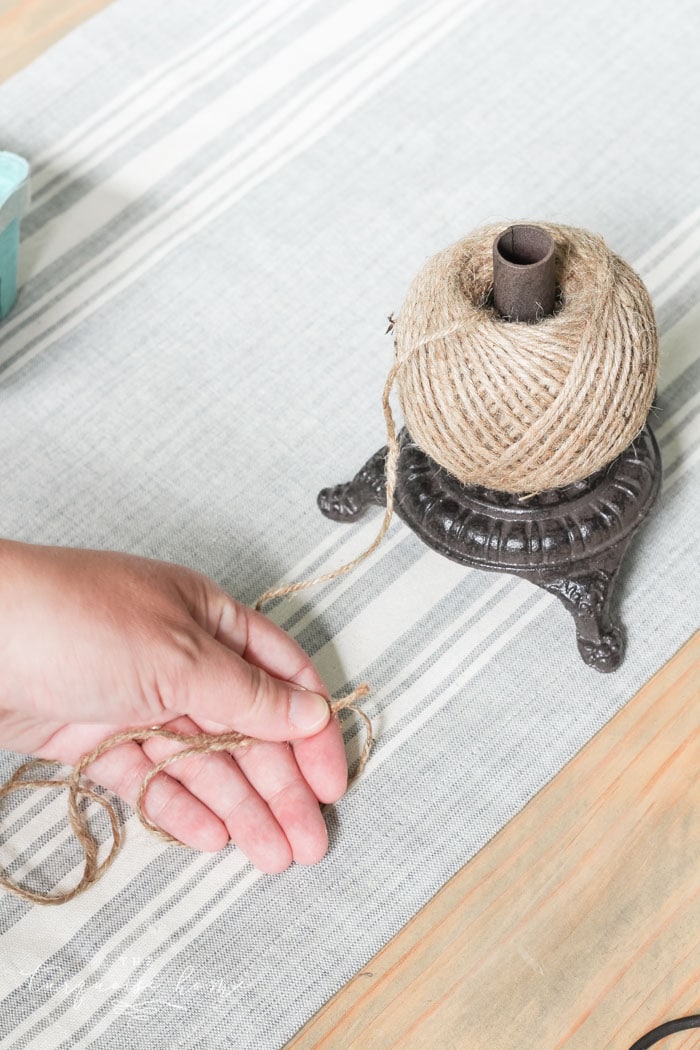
[289,690,330,732]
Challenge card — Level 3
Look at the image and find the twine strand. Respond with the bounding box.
[254,362,402,610]
[0,685,372,906]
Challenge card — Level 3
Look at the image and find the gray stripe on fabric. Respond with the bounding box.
[24,1,422,248]
[0,3,267,156]
[0,850,254,1043]
[12,1,426,319]
[656,271,700,336]
[19,0,426,259]
[24,0,343,217]
[0,0,482,380]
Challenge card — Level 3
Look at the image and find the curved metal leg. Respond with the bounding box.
[317,429,660,674]
[540,559,624,673]
[317,446,387,522]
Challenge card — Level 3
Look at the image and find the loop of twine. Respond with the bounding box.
[0,684,372,906]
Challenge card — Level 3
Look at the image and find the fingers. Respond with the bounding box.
[291,716,348,804]
[174,629,330,743]
[213,600,328,697]
[231,737,329,865]
[206,593,349,805]
[77,738,230,853]
[145,713,335,866]
[140,714,294,873]
[38,715,341,871]
[39,721,298,870]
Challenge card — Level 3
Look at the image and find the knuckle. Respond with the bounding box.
[247,663,276,719]
[154,627,205,710]
[90,750,147,809]
[215,595,248,650]
[139,773,175,827]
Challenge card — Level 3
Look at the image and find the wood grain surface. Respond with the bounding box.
[0,0,112,83]
[289,632,700,1050]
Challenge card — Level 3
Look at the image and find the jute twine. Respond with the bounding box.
[0,679,371,906]
[394,221,658,493]
[251,220,658,607]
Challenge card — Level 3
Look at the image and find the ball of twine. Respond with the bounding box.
[392,221,658,493]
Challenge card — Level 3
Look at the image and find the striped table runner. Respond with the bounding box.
[0,1,698,1046]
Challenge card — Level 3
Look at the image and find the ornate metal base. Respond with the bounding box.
[318,426,662,672]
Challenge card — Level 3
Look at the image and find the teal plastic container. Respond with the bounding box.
[0,152,30,321]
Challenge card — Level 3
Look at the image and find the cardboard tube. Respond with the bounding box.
[493,224,556,322]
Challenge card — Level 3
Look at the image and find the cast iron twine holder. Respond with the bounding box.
[317,225,662,673]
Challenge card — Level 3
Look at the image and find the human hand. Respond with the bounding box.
[0,540,347,872]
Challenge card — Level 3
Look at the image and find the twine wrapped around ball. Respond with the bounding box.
[392,221,658,493]
[255,219,660,610]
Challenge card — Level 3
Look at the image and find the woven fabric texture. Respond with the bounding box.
[0,1,698,1047]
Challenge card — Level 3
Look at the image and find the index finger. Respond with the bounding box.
[213,598,329,698]
[205,597,348,799]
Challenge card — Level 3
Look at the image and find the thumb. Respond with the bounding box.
[174,630,331,742]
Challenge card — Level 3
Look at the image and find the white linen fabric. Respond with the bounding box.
[0,1,698,1046]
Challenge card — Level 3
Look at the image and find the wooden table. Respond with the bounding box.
[0,0,111,81]
[1,6,699,1048]
[290,633,700,1050]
